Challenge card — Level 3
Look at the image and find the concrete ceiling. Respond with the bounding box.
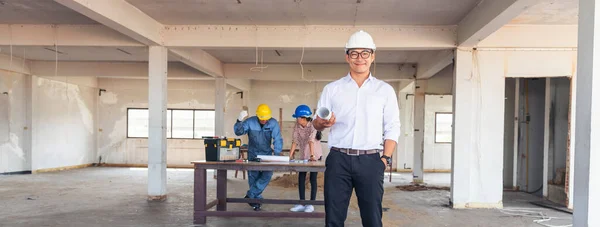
[202,48,438,64]
[510,0,578,24]
[0,0,98,24]
[125,0,482,25]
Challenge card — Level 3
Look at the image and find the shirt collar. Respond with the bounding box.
[344,72,375,84]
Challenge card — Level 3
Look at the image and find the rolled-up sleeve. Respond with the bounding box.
[383,86,401,143]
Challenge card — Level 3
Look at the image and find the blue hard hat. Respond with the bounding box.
[292,104,312,118]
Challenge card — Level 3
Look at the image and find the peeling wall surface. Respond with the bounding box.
[97,78,240,165]
[31,75,97,171]
[423,95,452,170]
[0,71,30,173]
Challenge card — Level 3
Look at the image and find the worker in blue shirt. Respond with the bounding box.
[234,104,283,211]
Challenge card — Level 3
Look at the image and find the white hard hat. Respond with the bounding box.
[345,30,376,52]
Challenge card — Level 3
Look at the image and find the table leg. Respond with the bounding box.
[217,169,227,211]
[194,167,207,224]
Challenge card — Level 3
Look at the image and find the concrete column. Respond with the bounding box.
[147,46,168,201]
[573,0,600,225]
[215,78,226,137]
[543,78,551,197]
[451,49,504,209]
[413,80,426,183]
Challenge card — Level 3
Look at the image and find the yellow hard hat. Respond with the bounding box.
[256,104,272,121]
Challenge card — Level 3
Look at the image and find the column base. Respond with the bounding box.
[148,195,167,202]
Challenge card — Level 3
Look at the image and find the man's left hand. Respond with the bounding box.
[381,158,388,166]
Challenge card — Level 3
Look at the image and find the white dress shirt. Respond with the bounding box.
[317,73,401,150]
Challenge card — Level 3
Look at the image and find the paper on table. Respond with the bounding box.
[256,155,290,162]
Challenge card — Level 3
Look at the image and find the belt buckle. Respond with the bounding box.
[347,149,360,156]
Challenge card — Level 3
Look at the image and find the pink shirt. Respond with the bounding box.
[292,121,323,160]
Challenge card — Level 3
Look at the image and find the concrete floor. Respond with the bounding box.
[0,167,572,227]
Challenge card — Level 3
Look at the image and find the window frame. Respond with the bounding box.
[126,107,216,140]
[434,112,453,144]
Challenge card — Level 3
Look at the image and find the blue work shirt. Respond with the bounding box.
[234,116,283,160]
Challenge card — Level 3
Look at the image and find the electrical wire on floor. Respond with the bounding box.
[498,208,572,227]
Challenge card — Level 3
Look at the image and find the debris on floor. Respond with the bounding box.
[396,184,450,191]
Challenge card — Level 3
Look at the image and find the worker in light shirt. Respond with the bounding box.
[313,30,401,227]
[288,104,323,213]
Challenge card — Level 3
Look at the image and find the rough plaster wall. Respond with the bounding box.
[397,81,415,170]
[98,78,239,165]
[550,77,570,182]
[517,78,545,195]
[423,95,452,170]
[247,80,400,160]
[31,75,97,171]
[426,64,453,94]
[0,71,30,173]
[504,78,516,188]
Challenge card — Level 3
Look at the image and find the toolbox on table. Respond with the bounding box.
[204,137,241,161]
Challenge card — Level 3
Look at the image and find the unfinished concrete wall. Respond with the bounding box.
[97,77,240,166]
[517,78,545,196]
[396,81,414,171]
[549,77,570,184]
[30,75,97,171]
[426,64,453,94]
[504,78,516,188]
[0,71,31,173]
[423,94,452,170]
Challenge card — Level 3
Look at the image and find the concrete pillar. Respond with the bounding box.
[147,46,168,201]
[450,49,504,209]
[543,78,551,197]
[413,80,426,183]
[215,78,226,137]
[573,0,600,225]
[213,78,226,178]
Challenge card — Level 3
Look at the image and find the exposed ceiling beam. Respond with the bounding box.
[416,50,454,79]
[225,79,252,91]
[164,25,457,50]
[224,63,416,81]
[457,0,539,47]
[54,0,163,46]
[53,0,226,79]
[0,24,143,47]
[169,48,224,78]
[0,53,32,75]
[477,25,578,48]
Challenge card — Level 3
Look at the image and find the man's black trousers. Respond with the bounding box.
[324,149,386,227]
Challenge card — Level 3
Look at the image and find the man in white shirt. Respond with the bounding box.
[313,30,401,227]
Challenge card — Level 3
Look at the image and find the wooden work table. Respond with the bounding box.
[191,160,326,225]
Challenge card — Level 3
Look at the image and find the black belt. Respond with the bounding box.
[331,147,381,156]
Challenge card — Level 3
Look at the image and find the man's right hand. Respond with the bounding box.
[314,112,336,131]
[238,110,248,121]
